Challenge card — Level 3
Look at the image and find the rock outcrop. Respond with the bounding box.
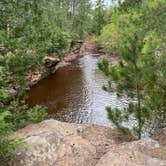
[3,120,166,166]
[44,56,60,69]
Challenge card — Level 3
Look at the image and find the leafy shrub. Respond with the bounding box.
[0,112,24,159]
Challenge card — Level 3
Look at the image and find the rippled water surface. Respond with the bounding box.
[27,55,129,126]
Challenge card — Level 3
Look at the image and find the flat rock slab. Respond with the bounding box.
[2,120,166,166]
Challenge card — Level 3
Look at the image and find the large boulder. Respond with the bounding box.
[96,148,165,166]
[152,127,166,145]
[5,120,117,166]
[3,120,166,166]
[96,138,166,166]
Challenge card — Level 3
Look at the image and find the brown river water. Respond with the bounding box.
[26,55,129,127]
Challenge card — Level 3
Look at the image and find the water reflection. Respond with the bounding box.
[27,55,129,126]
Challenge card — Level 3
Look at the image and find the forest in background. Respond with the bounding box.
[0,0,165,160]
[0,0,108,159]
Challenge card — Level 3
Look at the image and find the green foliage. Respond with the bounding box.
[0,0,94,159]
[118,0,142,11]
[0,111,24,159]
[0,102,47,159]
[93,0,107,35]
[98,0,166,139]
[27,106,48,124]
[0,112,13,136]
[71,0,93,39]
[98,59,110,76]
[8,102,48,129]
[0,137,25,159]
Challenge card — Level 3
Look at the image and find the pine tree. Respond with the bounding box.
[93,0,106,35]
[98,0,166,139]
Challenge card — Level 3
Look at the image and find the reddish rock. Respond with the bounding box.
[3,120,166,166]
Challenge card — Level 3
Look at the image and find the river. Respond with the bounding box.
[27,54,129,127]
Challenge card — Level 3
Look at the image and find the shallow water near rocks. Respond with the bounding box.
[27,55,130,127]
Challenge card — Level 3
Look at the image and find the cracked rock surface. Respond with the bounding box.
[3,119,166,166]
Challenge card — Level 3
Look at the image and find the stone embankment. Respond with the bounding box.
[4,119,166,166]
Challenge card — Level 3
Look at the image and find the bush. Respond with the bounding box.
[0,105,47,160]
[98,0,166,139]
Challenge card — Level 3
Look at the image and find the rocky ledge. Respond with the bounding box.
[4,120,166,166]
